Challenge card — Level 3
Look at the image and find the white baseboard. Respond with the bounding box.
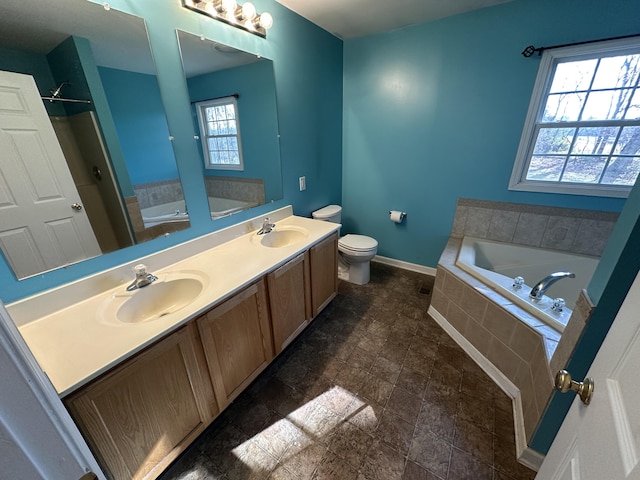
[372,255,436,276]
[428,305,544,472]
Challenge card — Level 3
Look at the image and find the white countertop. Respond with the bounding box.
[8,207,339,397]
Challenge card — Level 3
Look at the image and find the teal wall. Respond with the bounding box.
[342,0,634,268]
[0,0,343,301]
[341,0,640,454]
[0,46,65,116]
[3,0,639,457]
[99,66,178,185]
[187,60,282,201]
[46,37,93,117]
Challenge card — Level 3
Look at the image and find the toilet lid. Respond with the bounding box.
[313,204,341,219]
[339,234,378,252]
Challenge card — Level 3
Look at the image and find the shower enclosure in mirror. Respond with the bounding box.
[177,30,283,221]
[0,0,187,279]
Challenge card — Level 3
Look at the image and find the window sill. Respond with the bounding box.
[508,179,631,198]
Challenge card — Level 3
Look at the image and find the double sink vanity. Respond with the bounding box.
[7,206,340,480]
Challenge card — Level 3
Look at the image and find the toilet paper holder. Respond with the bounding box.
[389,210,407,223]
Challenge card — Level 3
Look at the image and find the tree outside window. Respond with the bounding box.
[510,39,640,197]
[196,96,244,171]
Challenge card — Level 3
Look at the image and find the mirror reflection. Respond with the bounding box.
[0,0,188,279]
[177,30,283,221]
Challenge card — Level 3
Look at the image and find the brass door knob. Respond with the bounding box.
[71,203,83,211]
[554,369,594,405]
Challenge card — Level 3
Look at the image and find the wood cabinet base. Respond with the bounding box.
[65,323,217,480]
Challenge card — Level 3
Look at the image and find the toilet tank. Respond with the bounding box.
[312,205,342,224]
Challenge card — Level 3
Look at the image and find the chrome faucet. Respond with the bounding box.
[257,217,275,235]
[126,264,157,291]
[529,271,575,301]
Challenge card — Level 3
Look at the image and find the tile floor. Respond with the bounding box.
[159,263,537,480]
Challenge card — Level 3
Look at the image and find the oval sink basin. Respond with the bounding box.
[252,226,309,248]
[117,278,204,324]
[101,272,207,325]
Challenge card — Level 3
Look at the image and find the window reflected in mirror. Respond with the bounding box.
[196,95,245,171]
[0,0,188,279]
[177,30,283,221]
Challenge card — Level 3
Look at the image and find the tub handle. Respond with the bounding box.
[554,369,594,405]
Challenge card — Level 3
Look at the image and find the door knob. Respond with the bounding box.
[71,203,83,211]
[554,369,594,405]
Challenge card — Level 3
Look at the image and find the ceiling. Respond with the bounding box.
[177,31,263,79]
[276,0,513,39]
[0,0,155,74]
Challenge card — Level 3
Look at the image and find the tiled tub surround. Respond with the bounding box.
[451,198,618,257]
[429,199,608,468]
[125,195,190,243]
[134,179,184,210]
[204,176,266,205]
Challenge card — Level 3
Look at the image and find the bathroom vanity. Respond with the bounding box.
[8,207,339,480]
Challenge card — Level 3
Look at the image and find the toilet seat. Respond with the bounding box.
[339,234,378,254]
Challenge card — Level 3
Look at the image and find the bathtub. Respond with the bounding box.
[208,197,259,219]
[455,236,598,332]
[141,200,188,226]
[141,197,258,226]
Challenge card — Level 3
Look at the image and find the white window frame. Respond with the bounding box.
[195,96,244,171]
[509,37,640,198]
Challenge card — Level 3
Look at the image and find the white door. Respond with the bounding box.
[537,270,640,479]
[0,300,104,479]
[0,70,101,279]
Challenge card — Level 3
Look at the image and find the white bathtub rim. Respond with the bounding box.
[141,197,259,224]
[454,236,598,333]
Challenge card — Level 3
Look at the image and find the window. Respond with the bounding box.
[196,96,244,170]
[510,38,640,197]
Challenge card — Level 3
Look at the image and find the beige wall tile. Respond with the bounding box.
[482,303,516,345]
[447,302,469,335]
[487,210,519,243]
[522,394,541,443]
[443,273,467,308]
[510,322,542,362]
[532,344,553,414]
[461,286,488,322]
[434,268,446,292]
[487,337,521,381]
[430,287,450,317]
[465,317,492,356]
[550,303,591,374]
[463,207,493,238]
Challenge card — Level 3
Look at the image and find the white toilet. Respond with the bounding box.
[312,205,378,285]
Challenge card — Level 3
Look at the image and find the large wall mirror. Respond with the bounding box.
[176,30,283,221]
[0,0,188,279]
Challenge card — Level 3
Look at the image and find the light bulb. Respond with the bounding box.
[255,12,273,30]
[241,2,256,20]
[212,0,233,13]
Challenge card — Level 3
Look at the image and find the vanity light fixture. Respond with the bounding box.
[182,0,273,38]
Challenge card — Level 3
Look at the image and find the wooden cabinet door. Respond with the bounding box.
[310,232,338,317]
[197,279,274,408]
[65,323,217,480]
[267,252,311,354]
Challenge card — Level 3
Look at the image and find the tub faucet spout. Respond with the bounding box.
[529,271,575,301]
